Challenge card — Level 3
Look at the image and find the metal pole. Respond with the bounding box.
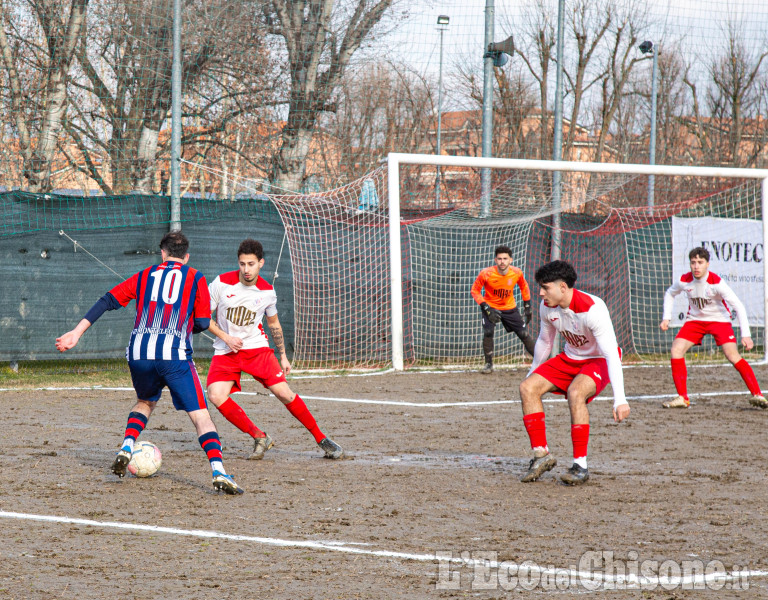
[480,0,494,218]
[648,48,658,215]
[388,155,404,370]
[170,0,182,232]
[763,177,768,363]
[436,27,444,209]
[551,0,565,261]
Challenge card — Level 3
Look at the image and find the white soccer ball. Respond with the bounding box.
[127,441,162,478]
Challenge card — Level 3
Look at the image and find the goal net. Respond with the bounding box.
[269,155,768,370]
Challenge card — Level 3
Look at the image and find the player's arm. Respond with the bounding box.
[472,271,501,323]
[55,289,125,352]
[660,280,683,331]
[590,306,629,422]
[208,317,243,353]
[517,273,533,325]
[266,313,291,375]
[527,305,556,375]
[718,282,753,348]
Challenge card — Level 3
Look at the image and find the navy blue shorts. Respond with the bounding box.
[128,359,208,412]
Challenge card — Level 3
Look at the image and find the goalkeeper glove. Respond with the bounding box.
[481,302,502,324]
[523,300,532,326]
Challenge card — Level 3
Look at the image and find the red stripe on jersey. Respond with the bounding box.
[569,289,595,313]
[134,268,152,328]
[193,275,211,319]
[220,270,240,285]
[255,276,274,291]
[109,272,140,307]
[707,272,721,284]
[681,272,694,283]
[176,269,198,332]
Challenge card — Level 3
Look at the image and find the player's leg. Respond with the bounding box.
[481,311,496,373]
[112,360,162,477]
[501,308,536,356]
[664,332,697,408]
[519,370,560,482]
[269,381,344,459]
[167,360,243,494]
[721,341,766,407]
[560,374,598,486]
[207,351,271,458]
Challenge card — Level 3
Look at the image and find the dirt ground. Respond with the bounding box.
[1,363,768,598]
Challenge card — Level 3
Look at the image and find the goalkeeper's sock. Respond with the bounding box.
[121,411,148,451]
[217,398,265,438]
[670,358,688,400]
[734,359,762,396]
[523,412,548,454]
[285,395,325,443]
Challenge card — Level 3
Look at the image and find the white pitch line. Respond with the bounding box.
[0,387,754,407]
[0,510,765,588]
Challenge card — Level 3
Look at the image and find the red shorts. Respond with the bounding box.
[676,320,737,346]
[206,348,287,393]
[534,353,611,402]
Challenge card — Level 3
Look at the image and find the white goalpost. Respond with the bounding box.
[387,153,768,371]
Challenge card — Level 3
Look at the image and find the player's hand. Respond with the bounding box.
[523,300,532,326]
[659,319,669,331]
[226,335,244,353]
[481,302,502,324]
[55,331,80,352]
[742,337,754,351]
[280,355,292,376]
[613,403,630,423]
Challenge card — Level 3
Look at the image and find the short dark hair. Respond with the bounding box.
[495,245,512,258]
[535,260,577,288]
[238,238,264,260]
[159,231,189,259]
[689,246,710,262]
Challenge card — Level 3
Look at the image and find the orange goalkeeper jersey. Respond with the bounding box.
[471,266,531,311]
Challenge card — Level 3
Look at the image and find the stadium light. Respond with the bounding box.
[639,40,658,215]
[435,15,450,209]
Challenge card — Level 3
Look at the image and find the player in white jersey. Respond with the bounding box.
[518,260,630,485]
[660,246,766,409]
[205,239,344,460]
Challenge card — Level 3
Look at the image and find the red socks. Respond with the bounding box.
[571,424,589,462]
[286,395,325,442]
[734,359,762,396]
[670,357,688,400]
[217,398,265,438]
[523,412,547,450]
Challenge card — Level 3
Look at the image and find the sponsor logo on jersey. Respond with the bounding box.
[226,305,257,327]
[549,317,559,322]
[561,330,589,348]
[226,294,236,298]
[689,297,710,310]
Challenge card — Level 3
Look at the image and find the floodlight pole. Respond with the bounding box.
[170,0,182,232]
[551,0,564,262]
[648,47,658,215]
[480,0,494,218]
[436,16,449,209]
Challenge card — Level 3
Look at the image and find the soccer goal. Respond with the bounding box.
[385,154,768,370]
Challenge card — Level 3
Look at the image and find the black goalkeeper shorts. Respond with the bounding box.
[482,306,526,335]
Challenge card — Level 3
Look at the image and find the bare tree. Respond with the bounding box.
[0,0,88,192]
[263,0,397,192]
[685,20,768,167]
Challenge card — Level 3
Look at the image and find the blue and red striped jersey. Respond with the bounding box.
[109,261,211,360]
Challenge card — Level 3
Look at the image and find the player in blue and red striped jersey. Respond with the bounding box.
[660,246,766,409]
[518,260,630,486]
[55,231,244,495]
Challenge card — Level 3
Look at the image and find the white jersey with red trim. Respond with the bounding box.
[530,288,626,407]
[209,271,278,355]
[662,271,750,338]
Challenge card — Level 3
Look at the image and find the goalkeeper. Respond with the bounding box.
[471,245,536,373]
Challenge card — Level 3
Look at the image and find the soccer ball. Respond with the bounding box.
[127,441,162,478]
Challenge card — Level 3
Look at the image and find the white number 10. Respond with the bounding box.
[150,269,181,304]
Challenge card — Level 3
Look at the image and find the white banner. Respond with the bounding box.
[671,216,764,327]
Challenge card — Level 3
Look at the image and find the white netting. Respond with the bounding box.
[266,160,765,370]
